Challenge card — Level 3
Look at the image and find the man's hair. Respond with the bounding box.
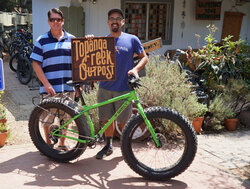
[108,8,124,18]
[47,8,64,19]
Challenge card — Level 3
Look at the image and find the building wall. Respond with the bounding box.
[82,0,120,37]
[168,0,250,53]
[32,0,250,54]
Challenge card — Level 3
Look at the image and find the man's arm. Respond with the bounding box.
[128,51,148,78]
[33,61,56,96]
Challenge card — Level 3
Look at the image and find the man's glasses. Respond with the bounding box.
[108,17,123,22]
[49,18,62,22]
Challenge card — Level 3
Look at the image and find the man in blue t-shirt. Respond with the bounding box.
[92,8,148,159]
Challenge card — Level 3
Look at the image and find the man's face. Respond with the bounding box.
[107,12,125,33]
[48,12,64,32]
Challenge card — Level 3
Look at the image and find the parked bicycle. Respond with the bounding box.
[8,28,33,56]
[0,40,3,59]
[165,49,208,104]
[9,43,33,84]
[29,75,197,180]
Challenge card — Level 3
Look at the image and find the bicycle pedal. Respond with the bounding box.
[97,138,105,144]
[87,141,96,149]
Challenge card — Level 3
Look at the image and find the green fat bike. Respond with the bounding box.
[28,76,197,180]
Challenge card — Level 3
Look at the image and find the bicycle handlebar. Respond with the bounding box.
[128,74,141,90]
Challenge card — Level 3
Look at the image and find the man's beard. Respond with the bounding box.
[111,24,119,32]
[112,28,119,32]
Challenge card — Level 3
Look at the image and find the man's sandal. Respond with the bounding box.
[57,145,69,151]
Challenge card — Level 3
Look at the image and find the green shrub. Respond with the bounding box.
[83,55,207,131]
[0,122,8,133]
[0,91,6,120]
[219,78,250,114]
[82,83,101,132]
[207,94,238,131]
[137,56,205,120]
[0,104,6,120]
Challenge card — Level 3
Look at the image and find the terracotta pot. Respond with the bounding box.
[224,118,238,131]
[0,131,8,146]
[192,116,204,134]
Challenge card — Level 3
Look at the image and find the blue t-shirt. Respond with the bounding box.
[30,30,75,94]
[99,32,144,91]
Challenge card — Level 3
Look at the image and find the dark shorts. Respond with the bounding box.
[97,88,132,124]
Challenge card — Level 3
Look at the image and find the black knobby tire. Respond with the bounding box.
[16,56,33,84]
[9,52,19,72]
[121,106,197,180]
[29,98,90,162]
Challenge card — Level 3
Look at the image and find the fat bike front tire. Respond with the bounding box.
[121,106,197,180]
[29,98,90,162]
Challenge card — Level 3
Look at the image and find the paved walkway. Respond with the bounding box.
[198,130,250,170]
[0,57,250,188]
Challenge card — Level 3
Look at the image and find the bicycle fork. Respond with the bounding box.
[132,93,161,148]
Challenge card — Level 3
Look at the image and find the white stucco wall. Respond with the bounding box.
[32,0,250,54]
[82,0,120,37]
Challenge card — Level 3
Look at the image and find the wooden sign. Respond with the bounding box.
[71,37,116,82]
[134,37,162,57]
[196,0,221,20]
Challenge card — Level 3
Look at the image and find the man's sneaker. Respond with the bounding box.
[96,146,113,159]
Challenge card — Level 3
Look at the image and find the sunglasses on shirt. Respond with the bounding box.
[49,18,63,22]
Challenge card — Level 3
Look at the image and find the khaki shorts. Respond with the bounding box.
[97,88,132,124]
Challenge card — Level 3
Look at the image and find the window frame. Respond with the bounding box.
[121,0,174,45]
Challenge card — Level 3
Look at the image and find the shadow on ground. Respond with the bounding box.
[0,150,187,189]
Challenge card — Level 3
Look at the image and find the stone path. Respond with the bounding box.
[197,130,250,182]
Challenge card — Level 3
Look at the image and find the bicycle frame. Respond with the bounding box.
[51,89,161,147]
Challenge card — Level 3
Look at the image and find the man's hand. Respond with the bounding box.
[44,83,56,96]
[85,34,94,40]
[128,68,139,78]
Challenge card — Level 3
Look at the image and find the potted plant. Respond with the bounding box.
[223,107,237,131]
[196,25,247,108]
[0,104,7,123]
[220,79,249,131]
[0,122,8,146]
[192,103,207,134]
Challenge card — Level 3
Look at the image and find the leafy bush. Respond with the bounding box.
[195,25,250,107]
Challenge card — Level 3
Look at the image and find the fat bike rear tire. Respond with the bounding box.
[29,98,90,162]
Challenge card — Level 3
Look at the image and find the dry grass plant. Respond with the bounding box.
[82,56,207,132]
[137,55,205,120]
